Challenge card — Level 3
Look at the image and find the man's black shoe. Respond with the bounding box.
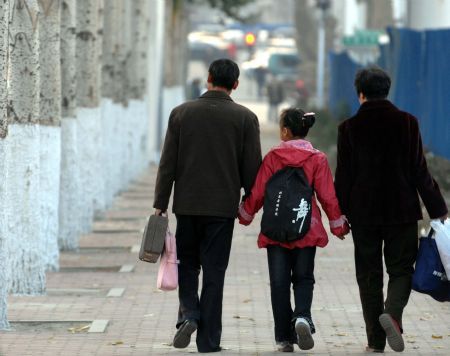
[173,320,198,349]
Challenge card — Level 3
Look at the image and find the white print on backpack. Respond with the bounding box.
[292,198,310,233]
[275,191,283,216]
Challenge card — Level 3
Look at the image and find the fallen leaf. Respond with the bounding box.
[335,332,348,337]
[420,313,433,321]
[407,340,416,344]
[111,341,123,346]
[242,299,252,303]
[432,335,443,339]
[232,315,255,322]
[67,324,90,333]
[433,346,444,349]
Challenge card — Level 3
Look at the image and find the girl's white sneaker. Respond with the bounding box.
[295,317,314,350]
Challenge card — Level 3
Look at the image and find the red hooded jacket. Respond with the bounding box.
[238,139,349,249]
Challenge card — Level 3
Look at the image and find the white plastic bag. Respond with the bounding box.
[430,219,450,278]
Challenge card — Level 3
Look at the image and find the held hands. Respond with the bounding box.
[334,221,351,240]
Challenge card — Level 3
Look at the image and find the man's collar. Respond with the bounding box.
[358,99,397,112]
[200,90,234,101]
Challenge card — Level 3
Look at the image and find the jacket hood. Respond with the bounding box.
[269,139,320,167]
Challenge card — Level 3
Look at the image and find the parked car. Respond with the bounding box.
[188,31,235,64]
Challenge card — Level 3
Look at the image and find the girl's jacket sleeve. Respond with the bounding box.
[238,154,274,225]
[313,155,349,237]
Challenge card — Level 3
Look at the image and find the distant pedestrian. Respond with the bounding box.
[189,78,202,100]
[254,65,267,98]
[238,108,349,352]
[153,59,262,353]
[335,66,448,353]
[266,74,284,123]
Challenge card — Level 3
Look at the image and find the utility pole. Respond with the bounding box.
[315,0,330,109]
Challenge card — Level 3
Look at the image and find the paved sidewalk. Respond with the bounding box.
[1,127,450,356]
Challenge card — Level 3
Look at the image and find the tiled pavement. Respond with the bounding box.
[1,125,450,356]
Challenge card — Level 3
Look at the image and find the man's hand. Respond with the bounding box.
[155,209,163,216]
[439,213,448,223]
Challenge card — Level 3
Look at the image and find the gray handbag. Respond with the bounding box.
[139,214,168,263]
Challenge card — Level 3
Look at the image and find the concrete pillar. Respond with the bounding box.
[59,0,81,250]
[6,0,46,295]
[38,0,61,271]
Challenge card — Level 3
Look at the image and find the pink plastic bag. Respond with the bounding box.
[157,230,179,291]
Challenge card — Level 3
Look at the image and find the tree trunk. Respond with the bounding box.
[76,0,101,109]
[0,1,8,138]
[164,0,188,88]
[0,0,10,331]
[294,0,336,100]
[126,0,149,180]
[76,0,103,232]
[365,0,394,29]
[8,0,40,124]
[6,0,46,294]
[129,0,149,101]
[58,0,81,250]
[100,0,120,204]
[38,0,61,271]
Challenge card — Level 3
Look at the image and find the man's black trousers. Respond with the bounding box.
[351,223,418,350]
[175,215,235,353]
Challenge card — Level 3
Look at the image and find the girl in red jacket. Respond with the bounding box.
[238,108,349,352]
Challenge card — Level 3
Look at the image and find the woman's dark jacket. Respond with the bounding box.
[335,100,447,225]
[153,90,262,218]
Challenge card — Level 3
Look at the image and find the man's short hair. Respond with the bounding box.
[208,59,240,91]
[354,66,391,100]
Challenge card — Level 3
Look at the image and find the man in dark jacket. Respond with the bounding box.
[335,67,448,353]
[153,59,262,353]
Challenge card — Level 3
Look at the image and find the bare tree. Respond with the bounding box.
[38,0,61,271]
[7,0,46,294]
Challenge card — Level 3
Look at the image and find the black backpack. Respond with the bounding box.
[261,166,313,243]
